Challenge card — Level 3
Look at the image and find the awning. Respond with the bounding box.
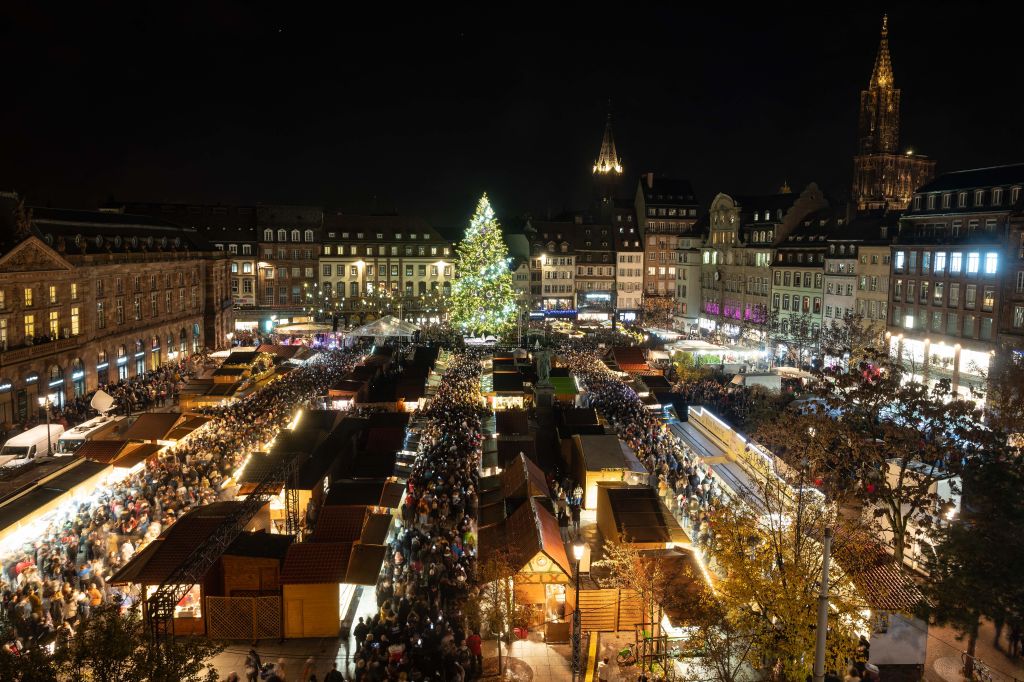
[345,544,388,585]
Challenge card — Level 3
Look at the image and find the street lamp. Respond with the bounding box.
[37,393,56,455]
[571,540,586,681]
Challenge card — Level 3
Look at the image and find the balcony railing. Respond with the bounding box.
[0,335,81,367]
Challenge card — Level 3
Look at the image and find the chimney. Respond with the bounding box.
[646,172,654,189]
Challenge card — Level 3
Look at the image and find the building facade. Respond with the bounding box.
[700,184,828,340]
[318,214,453,327]
[634,174,699,300]
[0,193,231,424]
[572,223,616,321]
[852,16,935,212]
[119,202,259,311]
[615,229,644,322]
[527,221,577,312]
[256,205,323,327]
[888,164,1024,396]
[770,214,831,363]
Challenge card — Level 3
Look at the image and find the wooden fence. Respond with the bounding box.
[206,596,281,640]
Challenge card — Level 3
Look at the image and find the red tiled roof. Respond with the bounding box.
[833,529,924,612]
[111,502,245,585]
[479,498,571,578]
[280,542,353,584]
[311,506,366,543]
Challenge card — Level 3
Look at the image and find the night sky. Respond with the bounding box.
[2,3,1023,231]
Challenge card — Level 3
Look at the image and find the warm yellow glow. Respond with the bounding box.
[288,409,304,431]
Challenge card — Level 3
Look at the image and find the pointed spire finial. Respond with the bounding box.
[870,14,894,88]
[593,103,623,176]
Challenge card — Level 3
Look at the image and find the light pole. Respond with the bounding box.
[37,393,55,455]
[571,540,586,682]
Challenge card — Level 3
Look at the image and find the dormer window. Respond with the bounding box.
[913,196,921,210]
[942,193,951,209]
[992,188,1003,205]
[975,189,985,206]
[926,195,936,210]
[1012,186,1021,204]
[958,192,968,207]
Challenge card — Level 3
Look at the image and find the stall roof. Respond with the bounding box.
[77,439,131,464]
[670,340,729,353]
[495,409,529,436]
[257,344,305,360]
[575,435,645,473]
[111,501,246,585]
[612,346,650,373]
[364,427,405,455]
[223,351,259,365]
[602,486,687,544]
[347,315,420,338]
[366,412,411,429]
[639,375,672,391]
[479,497,571,578]
[497,440,537,467]
[121,413,187,442]
[345,544,388,585]
[225,531,295,560]
[503,453,551,500]
[112,443,163,470]
[492,371,525,393]
[329,380,366,395]
[311,506,367,543]
[323,479,404,508]
[832,529,924,612]
[280,542,353,584]
[360,513,392,545]
[213,366,248,377]
[557,407,600,427]
[165,414,213,441]
[549,377,579,395]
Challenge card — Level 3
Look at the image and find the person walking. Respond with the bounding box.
[244,649,261,682]
[597,656,609,682]
[558,509,570,543]
[466,630,483,675]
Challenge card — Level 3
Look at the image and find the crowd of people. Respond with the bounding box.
[0,347,363,654]
[355,350,485,681]
[562,344,722,549]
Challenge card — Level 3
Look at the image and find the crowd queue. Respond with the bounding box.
[0,348,363,654]
[348,351,485,681]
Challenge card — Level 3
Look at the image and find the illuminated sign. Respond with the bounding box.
[96,362,109,370]
[49,379,64,387]
[0,383,11,392]
[117,357,128,365]
[72,371,85,380]
[135,352,145,358]
[544,309,578,318]
[25,374,38,384]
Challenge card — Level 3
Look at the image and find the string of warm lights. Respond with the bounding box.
[449,193,518,336]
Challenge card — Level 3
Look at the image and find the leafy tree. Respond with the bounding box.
[474,549,530,675]
[671,351,710,383]
[682,595,758,682]
[58,604,223,682]
[449,194,518,337]
[769,316,989,567]
[923,456,1024,677]
[704,454,867,681]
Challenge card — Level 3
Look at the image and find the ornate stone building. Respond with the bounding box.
[852,16,936,212]
[0,193,232,424]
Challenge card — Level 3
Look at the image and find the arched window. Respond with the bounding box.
[118,345,127,358]
[277,229,287,242]
[264,229,273,241]
[291,230,300,242]
[135,339,144,353]
[97,350,107,364]
[304,230,314,242]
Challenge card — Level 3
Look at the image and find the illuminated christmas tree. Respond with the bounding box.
[450,194,519,337]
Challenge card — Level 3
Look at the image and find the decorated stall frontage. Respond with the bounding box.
[478,497,572,638]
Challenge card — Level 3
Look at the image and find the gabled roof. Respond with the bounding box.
[638,176,697,205]
[311,505,367,543]
[321,213,448,244]
[502,453,551,500]
[121,413,188,442]
[832,528,924,612]
[225,531,295,560]
[76,439,131,463]
[479,497,571,578]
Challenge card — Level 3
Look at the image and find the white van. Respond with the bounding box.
[55,414,126,455]
[0,424,66,467]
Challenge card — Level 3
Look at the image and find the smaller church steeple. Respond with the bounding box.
[870,14,894,89]
[593,109,623,176]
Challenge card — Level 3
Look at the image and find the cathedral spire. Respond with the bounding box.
[870,14,894,88]
[593,108,623,176]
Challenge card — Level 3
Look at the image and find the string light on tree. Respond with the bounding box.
[449,193,518,337]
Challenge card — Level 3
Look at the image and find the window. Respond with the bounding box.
[908,251,917,273]
[165,290,172,313]
[1014,305,1024,329]
[981,317,994,340]
[231,263,239,274]
[133,297,141,321]
[24,313,34,338]
[782,294,790,310]
[949,283,960,307]
[96,301,105,329]
[894,278,903,299]
[228,243,238,255]
[263,229,273,241]
[304,229,313,242]
[150,292,158,316]
[982,286,995,312]
[920,281,929,303]
[48,310,59,337]
[277,229,286,242]
[950,252,963,274]
[825,305,833,318]
[965,284,976,309]
[932,311,943,332]
[242,244,252,255]
[974,189,985,206]
[958,192,967,208]
[934,282,944,304]
[1013,186,1022,204]
[934,252,946,275]
[870,276,879,291]
[289,229,300,242]
[322,264,332,277]
[984,252,998,275]
[23,287,32,307]
[773,293,780,308]
[907,281,915,302]
[69,307,79,336]
[1017,271,1024,294]
[115,299,124,325]
[894,251,905,272]
[967,252,980,274]
[921,252,931,275]
[814,273,823,289]
[942,193,951,208]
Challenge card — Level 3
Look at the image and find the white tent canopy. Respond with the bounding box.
[346,315,420,339]
[275,323,333,334]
